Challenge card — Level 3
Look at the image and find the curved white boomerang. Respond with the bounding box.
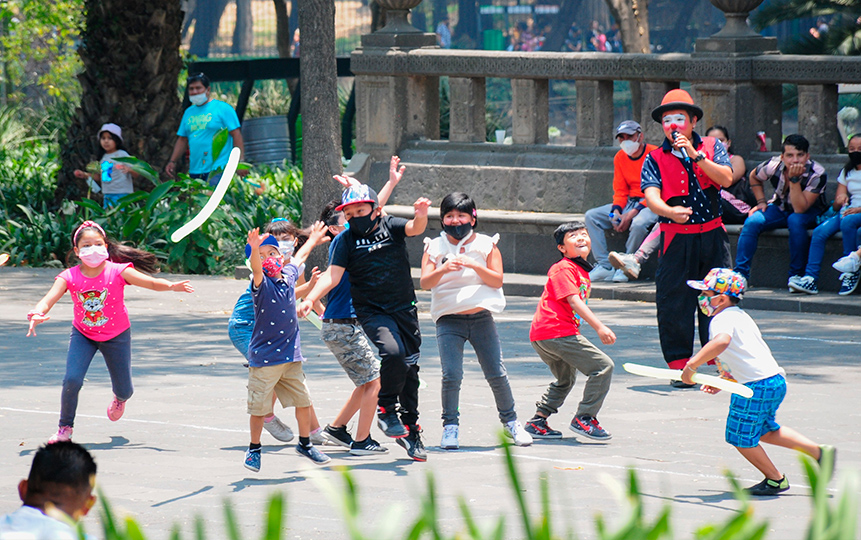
[170,147,241,243]
[622,363,754,398]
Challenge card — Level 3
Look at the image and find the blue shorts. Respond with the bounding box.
[725,374,786,448]
[103,193,129,208]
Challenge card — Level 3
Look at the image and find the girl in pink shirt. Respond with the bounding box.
[26,221,194,443]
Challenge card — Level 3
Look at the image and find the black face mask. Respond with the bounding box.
[443,223,473,241]
[567,256,593,273]
[348,213,380,237]
[850,152,861,168]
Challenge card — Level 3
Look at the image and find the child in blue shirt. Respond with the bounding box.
[244,223,329,471]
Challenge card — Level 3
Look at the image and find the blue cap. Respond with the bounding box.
[245,235,280,258]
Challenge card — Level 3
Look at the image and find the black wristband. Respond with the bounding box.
[789,176,802,184]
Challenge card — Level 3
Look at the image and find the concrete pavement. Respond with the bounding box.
[1,267,859,539]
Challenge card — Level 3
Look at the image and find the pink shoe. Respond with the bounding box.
[48,426,73,443]
[107,396,126,421]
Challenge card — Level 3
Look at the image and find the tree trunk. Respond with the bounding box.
[605,0,650,53]
[453,0,478,45]
[298,0,341,235]
[273,0,291,57]
[543,0,581,51]
[232,0,254,55]
[188,0,230,57]
[57,0,184,201]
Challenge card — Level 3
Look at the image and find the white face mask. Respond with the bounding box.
[620,140,640,157]
[278,240,295,258]
[78,245,109,267]
[189,92,208,106]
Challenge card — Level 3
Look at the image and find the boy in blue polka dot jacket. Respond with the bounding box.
[243,222,331,471]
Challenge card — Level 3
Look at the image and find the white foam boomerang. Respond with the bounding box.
[622,363,754,398]
[170,147,241,243]
[305,311,322,330]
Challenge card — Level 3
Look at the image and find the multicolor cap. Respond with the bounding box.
[335,184,379,212]
[245,234,280,258]
[686,268,746,298]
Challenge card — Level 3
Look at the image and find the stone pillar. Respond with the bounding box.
[752,84,782,153]
[575,80,613,147]
[512,78,549,145]
[798,84,840,155]
[407,75,441,142]
[448,77,486,143]
[638,81,678,146]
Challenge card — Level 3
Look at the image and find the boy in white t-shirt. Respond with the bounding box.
[682,268,836,496]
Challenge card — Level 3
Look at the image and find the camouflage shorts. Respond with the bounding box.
[321,322,381,386]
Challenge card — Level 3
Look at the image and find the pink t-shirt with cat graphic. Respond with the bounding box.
[57,261,133,341]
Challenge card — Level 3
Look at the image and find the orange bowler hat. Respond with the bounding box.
[651,89,703,123]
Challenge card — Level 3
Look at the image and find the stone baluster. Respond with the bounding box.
[575,80,614,147]
[511,79,549,145]
[797,84,840,155]
[448,77,486,143]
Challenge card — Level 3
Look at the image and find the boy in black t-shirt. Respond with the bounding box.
[298,183,431,461]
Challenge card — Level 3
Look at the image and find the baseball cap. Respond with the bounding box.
[615,120,641,137]
[686,268,746,298]
[245,234,280,258]
[98,123,123,143]
[335,184,379,212]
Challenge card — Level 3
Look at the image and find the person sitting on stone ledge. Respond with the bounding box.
[584,120,658,283]
[733,134,828,289]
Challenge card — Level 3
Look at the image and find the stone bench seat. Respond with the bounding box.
[387,206,852,292]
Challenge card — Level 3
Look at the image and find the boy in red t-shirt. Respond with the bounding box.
[524,222,617,441]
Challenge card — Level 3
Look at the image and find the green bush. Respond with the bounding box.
[69,437,857,540]
[0,142,304,274]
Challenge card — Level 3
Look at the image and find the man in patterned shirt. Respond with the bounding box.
[641,90,734,385]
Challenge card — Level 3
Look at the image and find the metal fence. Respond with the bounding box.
[183,0,371,59]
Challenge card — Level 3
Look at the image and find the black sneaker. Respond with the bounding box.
[396,424,427,462]
[377,406,408,438]
[295,443,331,465]
[524,417,563,439]
[323,424,354,448]
[670,380,697,389]
[350,436,389,456]
[746,476,789,496]
[569,415,612,440]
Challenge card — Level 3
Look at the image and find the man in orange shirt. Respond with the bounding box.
[585,120,659,282]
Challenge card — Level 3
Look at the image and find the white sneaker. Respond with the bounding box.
[589,265,615,282]
[310,427,327,446]
[262,416,294,443]
[611,269,628,282]
[440,424,459,449]
[608,251,641,280]
[833,252,861,274]
[504,420,533,447]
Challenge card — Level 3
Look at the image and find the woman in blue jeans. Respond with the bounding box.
[420,193,532,450]
[789,134,861,295]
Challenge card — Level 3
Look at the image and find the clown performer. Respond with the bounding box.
[640,89,734,387]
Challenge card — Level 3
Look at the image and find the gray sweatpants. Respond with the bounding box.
[532,334,614,418]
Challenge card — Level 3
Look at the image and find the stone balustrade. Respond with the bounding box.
[351,48,861,162]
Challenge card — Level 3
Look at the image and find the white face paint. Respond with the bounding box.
[662,114,687,129]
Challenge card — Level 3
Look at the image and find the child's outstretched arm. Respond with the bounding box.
[377,155,405,207]
[121,267,194,293]
[405,197,431,237]
[681,333,731,385]
[26,278,69,336]
[292,221,330,268]
[567,294,616,345]
[297,265,344,318]
[247,228,267,288]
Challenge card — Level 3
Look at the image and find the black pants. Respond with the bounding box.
[359,307,421,426]
[655,227,731,369]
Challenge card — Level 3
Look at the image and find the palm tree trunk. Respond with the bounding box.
[57,0,183,201]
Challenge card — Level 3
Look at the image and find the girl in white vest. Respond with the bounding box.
[420,193,532,449]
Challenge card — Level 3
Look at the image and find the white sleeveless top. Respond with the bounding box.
[423,232,506,322]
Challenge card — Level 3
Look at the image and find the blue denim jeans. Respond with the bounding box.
[60,327,133,427]
[436,311,516,426]
[734,203,821,279]
[585,201,658,269]
[804,212,861,279]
